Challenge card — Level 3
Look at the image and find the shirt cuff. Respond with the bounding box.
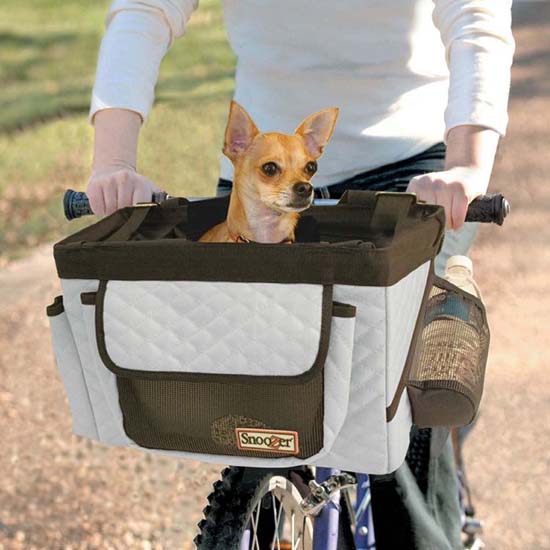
[90,92,147,124]
[444,100,509,141]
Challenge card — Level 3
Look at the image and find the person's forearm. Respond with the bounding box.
[444,125,500,180]
[86,2,198,217]
[88,108,159,216]
[92,109,142,173]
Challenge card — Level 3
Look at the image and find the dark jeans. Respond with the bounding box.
[217,141,463,550]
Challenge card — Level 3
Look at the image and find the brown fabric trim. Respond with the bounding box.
[54,238,439,288]
[55,208,135,246]
[407,384,476,428]
[95,281,334,384]
[385,260,435,422]
[54,192,445,287]
[46,295,64,317]
[80,292,97,305]
[339,190,416,236]
[332,302,357,318]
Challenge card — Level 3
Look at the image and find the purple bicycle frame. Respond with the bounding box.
[313,467,375,550]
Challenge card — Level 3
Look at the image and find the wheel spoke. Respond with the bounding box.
[270,492,284,550]
[271,493,279,549]
[202,471,317,550]
[292,515,306,550]
[233,475,315,550]
[251,500,262,550]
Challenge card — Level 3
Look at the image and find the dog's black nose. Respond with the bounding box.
[293,182,313,198]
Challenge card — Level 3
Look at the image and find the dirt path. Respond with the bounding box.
[0,247,223,550]
[1,3,549,549]
[462,5,550,548]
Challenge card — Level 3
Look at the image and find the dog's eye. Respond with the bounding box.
[261,162,279,177]
[305,161,318,176]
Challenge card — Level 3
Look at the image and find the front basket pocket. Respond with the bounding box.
[94,280,356,460]
[407,277,490,427]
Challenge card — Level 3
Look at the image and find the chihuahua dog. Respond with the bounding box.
[200,101,339,243]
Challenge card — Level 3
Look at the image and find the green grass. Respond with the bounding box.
[0,0,235,261]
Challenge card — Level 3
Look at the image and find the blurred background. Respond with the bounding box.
[0,0,234,264]
[0,1,548,548]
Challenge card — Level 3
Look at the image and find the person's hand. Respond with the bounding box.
[87,166,160,217]
[407,166,490,230]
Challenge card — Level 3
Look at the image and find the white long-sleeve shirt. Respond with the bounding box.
[91,0,514,187]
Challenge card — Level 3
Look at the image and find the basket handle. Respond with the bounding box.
[104,206,153,242]
[339,191,426,235]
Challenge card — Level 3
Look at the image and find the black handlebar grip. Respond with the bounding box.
[64,189,93,220]
[63,189,168,220]
[465,193,510,226]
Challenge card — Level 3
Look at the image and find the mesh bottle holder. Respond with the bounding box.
[407,276,490,427]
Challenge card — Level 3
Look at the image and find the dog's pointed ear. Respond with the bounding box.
[223,101,260,161]
[294,107,339,159]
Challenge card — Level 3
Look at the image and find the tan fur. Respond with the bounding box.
[200,101,339,243]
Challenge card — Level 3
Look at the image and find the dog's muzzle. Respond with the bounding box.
[293,182,313,199]
[288,182,314,209]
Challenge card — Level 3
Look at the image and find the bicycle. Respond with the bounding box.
[63,190,509,550]
[193,435,484,550]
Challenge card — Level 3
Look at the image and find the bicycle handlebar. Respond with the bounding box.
[63,188,510,225]
[63,189,169,221]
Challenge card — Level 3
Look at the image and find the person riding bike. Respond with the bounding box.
[87,1,515,548]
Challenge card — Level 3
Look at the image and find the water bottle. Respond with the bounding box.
[444,255,482,300]
[425,256,480,324]
[418,256,485,392]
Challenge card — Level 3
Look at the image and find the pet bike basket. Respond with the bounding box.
[47,190,489,474]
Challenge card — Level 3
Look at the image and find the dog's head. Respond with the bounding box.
[223,101,339,213]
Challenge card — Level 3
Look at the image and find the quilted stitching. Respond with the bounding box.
[328,263,429,473]
[386,262,430,403]
[322,316,356,449]
[103,281,323,376]
[329,285,389,472]
[61,279,109,442]
[81,306,133,446]
[48,310,98,439]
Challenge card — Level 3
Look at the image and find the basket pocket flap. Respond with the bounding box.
[87,281,358,460]
[96,280,331,379]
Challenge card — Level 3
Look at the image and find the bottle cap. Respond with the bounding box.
[446,255,473,275]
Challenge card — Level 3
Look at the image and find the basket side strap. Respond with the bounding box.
[339,190,416,234]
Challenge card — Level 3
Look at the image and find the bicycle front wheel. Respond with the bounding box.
[195,466,314,550]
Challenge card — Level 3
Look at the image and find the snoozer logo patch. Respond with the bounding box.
[235,428,299,455]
